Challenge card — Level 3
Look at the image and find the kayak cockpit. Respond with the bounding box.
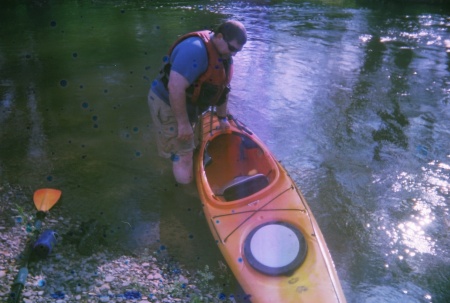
[202,132,278,202]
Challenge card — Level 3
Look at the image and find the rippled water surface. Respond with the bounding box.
[1,0,449,302]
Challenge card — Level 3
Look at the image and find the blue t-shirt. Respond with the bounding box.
[151,37,208,103]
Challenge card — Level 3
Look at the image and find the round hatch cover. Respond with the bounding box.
[244,222,307,276]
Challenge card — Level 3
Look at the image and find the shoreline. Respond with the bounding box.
[0,184,240,303]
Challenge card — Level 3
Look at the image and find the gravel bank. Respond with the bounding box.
[0,184,240,303]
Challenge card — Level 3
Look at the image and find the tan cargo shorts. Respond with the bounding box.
[147,90,196,159]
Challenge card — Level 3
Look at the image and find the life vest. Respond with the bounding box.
[160,30,233,109]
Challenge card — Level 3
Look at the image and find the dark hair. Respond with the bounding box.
[216,20,247,45]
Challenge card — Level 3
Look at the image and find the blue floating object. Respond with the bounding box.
[123,291,141,299]
[51,291,65,299]
[37,279,46,287]
[15,216,23,224]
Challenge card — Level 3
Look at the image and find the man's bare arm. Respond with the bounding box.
[168,71,192,141]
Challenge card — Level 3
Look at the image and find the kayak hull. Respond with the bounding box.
[194,111,346,303]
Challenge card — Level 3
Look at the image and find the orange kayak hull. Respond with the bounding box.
[194,111,346,303]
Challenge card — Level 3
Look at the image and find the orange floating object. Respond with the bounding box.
[33,188,62,212]
[195,111,346,303]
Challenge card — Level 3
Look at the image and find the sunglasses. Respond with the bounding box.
[225,40,240,53]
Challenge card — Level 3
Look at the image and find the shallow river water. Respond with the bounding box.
[1,0,449,302]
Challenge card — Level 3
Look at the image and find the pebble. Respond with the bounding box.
[0,185,232,303]
[99,283,111,292]
[23,291,33,297]
[179,275,189,284]
[105,274,115,282]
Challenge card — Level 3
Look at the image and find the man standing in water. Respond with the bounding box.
[148,20,247,184]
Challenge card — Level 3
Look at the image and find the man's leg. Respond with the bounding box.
[172,151,194,184]
[148,89,196,184]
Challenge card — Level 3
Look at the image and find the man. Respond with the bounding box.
[148,20,247,184]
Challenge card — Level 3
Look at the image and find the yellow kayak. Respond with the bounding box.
[194,111,346,303]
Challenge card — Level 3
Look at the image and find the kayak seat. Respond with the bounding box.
[219,174,269,201]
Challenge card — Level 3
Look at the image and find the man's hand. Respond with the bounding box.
[216,100,230,131]
[177,121,194,141]
[219,119,231,130]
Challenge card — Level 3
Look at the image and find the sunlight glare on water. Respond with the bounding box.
[381,157,449,258]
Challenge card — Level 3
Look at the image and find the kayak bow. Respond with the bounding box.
[194,111,346,303]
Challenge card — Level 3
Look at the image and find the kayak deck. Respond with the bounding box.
[195,111,346,303]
